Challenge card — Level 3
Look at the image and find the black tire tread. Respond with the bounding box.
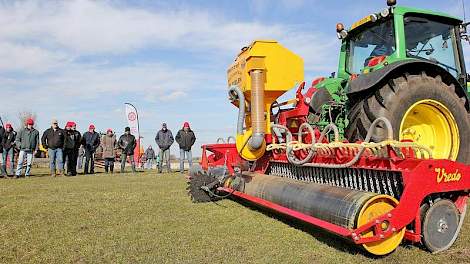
[345,72,470,163]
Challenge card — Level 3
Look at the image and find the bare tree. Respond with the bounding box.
[17,110,37,128]
[0,114,12,127]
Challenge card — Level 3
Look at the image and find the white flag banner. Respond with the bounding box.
[125,103,140,137]
[125,103,141,164]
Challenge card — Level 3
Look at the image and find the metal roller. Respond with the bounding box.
[227,173,404,255]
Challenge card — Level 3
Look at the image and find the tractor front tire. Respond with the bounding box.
[345,72,470,163]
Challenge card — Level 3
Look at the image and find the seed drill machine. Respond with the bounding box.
[188,0,470,255]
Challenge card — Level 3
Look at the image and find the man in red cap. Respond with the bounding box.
[64,121,81,176]
[1,123,16,177]
[14,118,39,178]
[175,122,196,173]
[81,124,100,174]
[71,122,82,174]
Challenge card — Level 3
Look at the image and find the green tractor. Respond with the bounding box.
[312,0,470,163]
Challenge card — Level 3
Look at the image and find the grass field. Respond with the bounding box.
[0,168,469,264]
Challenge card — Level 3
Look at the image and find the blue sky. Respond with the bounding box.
[0,0,468,156]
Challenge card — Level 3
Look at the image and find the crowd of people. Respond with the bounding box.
[0,118,197,178]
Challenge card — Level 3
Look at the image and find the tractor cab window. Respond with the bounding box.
[404,16,460,77]
[347,19,395,74]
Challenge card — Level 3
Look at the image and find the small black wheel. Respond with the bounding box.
[186,164,217,203]
[422,199,462,253]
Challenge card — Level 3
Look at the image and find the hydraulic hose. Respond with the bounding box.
[270,117,396,168]
[228,85,246,135]
[303,117,394,168]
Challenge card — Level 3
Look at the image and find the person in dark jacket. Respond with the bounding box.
[144,145,156,169]
[1,123,16,177]
[175,122,196,173]
[0,124,4,156]
[118,127,136,173]
[63,121,81,176]
[42,119,65,177]
[81,124,100,174]
[101,129,117,173]
[71,122,81,175]
[15,118,39,178]
[155,123,174,173]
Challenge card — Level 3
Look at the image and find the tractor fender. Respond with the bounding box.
[347,59,469,111]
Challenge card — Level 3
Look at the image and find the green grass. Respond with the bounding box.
[0,168,469,264]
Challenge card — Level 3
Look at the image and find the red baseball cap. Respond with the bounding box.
[89,124,95,130]
[183,122,190,128]
[66,121,73,128]
[107,128,113,133]
[71,122,76,127]
[5,123,12,129]
[26,118,34,125]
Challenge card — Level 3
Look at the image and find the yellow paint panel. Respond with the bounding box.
[351,15,372,31]
[227,40,304,100]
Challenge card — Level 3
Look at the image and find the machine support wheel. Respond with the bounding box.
[421,199,466,253]
[345,72,470,163]
[356,195,405,256]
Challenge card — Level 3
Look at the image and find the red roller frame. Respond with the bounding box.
[217,157,470,245]
[200,80,470,245]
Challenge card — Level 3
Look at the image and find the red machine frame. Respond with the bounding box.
[199,80,470,247]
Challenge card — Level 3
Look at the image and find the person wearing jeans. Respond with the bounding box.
[1,123,16,177]
[175,122,196,173]
[42,119,65,177]
[15,118,39,178]
[144,146,156,169]
[179,149,192,172]
[155,123,174,173]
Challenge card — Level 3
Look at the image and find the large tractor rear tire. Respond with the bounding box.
[345,72,470,163]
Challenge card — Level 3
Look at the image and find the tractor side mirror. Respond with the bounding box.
[460,22,470,44]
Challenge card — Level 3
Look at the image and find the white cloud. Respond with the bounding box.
[0,62,201,103]
[0,42,69,73]
[0,0,339,98]
[0,1,337,66]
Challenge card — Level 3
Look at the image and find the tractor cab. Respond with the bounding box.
[337,2,467,86]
